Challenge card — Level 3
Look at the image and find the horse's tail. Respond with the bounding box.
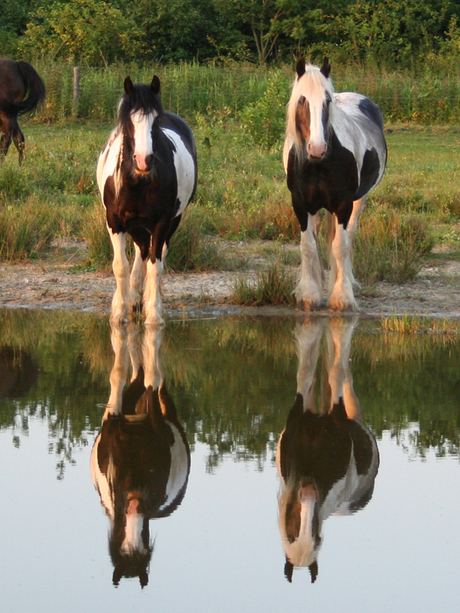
[0,61,46,116]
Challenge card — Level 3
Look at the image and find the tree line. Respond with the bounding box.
[2,0,460,67]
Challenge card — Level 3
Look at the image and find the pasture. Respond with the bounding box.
[0,115,459,294]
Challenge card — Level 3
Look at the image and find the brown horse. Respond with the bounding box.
[0,58,46,163]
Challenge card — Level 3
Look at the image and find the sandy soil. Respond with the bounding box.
[0,238,459,319]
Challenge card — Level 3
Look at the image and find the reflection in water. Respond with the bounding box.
[0,345,38,400]
[277,318,379,584]
[91,324,191,588]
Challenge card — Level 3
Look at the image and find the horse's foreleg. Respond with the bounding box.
[328,215,357,311]
[295,320,325,412]
[103,323,130,420]
[109,229,131,323]
[142,326,164,392]
[129,243,146,316]
[144,258,165,326]
[295,213,323,310]
[325,317,360,417]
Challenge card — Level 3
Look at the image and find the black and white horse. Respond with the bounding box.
[97,76,197,325]
[284,58,387,311]
[277,318,379,583]
[91,325,191,587]
[0,58,45,163]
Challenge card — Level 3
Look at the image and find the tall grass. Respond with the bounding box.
[231,259,296,306]
[29,60,460,125]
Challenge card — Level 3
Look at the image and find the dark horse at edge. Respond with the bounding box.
[0,58,46,163]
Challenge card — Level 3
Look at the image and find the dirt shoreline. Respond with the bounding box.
[1,239,459,319]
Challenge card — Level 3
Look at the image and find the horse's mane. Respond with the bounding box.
[118,83,163,127]
[283,65,335,171]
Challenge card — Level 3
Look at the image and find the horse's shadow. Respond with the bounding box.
[91,324,191,588]
[277,317,379,584]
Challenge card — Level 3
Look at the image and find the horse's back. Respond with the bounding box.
[160,111,196,154]
[334,92,385,135]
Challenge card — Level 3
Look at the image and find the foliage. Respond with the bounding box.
[19,0,142,65]
[239,70,289,148]
[231,259,296,305]
[2,0,460,65]
[353,206,434,284]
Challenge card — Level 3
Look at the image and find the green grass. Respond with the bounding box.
[231,260,296,306]
[381,314,460,335]
[2,115,460,292]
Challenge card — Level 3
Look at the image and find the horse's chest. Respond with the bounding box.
[117,179,176,225]
[289,134,361,210]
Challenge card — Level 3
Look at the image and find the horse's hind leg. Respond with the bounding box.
[0,125,12,161]
[346,196,366,289]
[328,214,357,311]
[12,125,25,164]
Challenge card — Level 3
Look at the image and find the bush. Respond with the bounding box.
[354,206,434,284]
[231,259,296,305]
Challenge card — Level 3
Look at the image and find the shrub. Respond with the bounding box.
[231,259,296,306]
[354,206,434,284]
[0,198,60,261]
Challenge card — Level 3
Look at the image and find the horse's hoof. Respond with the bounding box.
[144,315,165,327]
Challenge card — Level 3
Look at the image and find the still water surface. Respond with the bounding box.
[0,309,459,612]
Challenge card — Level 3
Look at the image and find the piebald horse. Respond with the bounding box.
[0,58,45,163]
[97,76,197,325]
[277,318,379,583]
[91,325,191,587]
[284,57,387,311]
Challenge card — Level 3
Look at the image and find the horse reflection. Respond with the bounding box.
[91,324,190,588]
[277,318,379,584]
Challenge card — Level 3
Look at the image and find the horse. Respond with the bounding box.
[283,57,387,311]
[276,318,379,583]
[97,76,198,326]
[0,58,46,163]
[91,324,191,587]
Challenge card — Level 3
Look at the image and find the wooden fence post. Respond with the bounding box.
[73,67,80,117]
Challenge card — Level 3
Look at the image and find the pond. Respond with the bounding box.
[0,308,459,612]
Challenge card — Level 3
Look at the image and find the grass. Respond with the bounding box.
[231,259,296,306]
[2,112,460,298]
[381,314,460,334]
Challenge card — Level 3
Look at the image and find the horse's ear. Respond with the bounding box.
[124,76,134,94]
[296,57,306,78]
[112,567,123,586]
[151,76,160,95]
[320,57,331,78]
[309,560,318,583]
[284,557,294,583]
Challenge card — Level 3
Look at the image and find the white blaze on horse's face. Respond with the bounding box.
[121,496,147,554]
[130,110,156,174]
[305,96,328,159]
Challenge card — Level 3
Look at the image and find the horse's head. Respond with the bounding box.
[278,473,322,584]
[110,490,153,588]
[285,57,333,165]
[119,76,163,176]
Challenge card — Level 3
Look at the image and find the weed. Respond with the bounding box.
[231,259,296,305]
[354,206,434,284]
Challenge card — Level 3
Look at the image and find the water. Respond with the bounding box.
[0,309,459,612]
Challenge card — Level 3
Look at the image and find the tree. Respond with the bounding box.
[19,0,142,65]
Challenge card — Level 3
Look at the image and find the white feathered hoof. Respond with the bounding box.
[295,281,323,311]
[144,310,165,327]
[328,292,358,312]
